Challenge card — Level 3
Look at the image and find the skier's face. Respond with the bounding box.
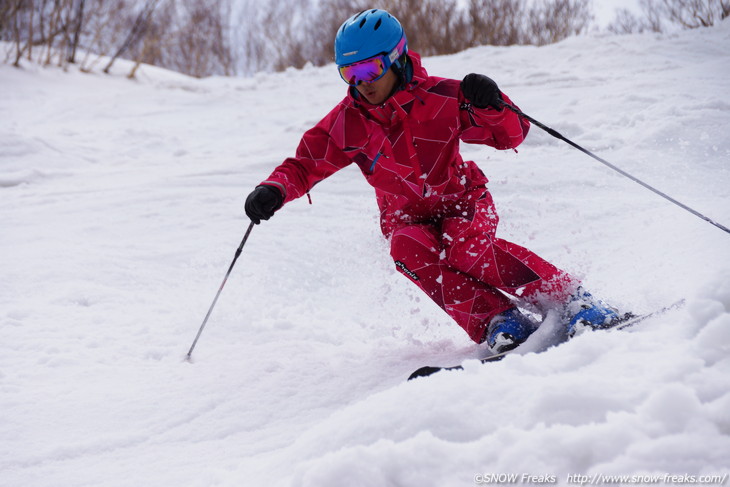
[355,68,398,106]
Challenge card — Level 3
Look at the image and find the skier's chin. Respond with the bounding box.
[357,84,387,105]
[363,92,385,105]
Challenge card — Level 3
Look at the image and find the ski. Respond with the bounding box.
[611,299,685,330]
[408,349,512,380]
[407,299,686,381]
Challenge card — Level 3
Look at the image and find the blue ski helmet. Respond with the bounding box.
[335,9,408,67]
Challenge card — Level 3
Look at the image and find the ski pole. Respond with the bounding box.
[500,101,730,236]
[186,221,255,360]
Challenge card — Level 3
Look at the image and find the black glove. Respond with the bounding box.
[245,185,283,224]
[460,73,502,110]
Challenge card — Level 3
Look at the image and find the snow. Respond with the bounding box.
[2,22,730,487]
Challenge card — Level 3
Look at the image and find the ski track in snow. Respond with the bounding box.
[2,22,730,487]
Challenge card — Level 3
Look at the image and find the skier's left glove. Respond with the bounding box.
[461,73,503,110]
[245,185,283,224]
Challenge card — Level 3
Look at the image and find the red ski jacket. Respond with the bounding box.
[261,52,530,237]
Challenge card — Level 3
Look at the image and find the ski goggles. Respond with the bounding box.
[338,37,407,86]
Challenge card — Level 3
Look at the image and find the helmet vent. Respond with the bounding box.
[374,19,382,30]
[359,17,367,28]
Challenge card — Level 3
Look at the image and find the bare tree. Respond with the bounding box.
[0,1,12,35]
[608,0,727,33]
[377,0,471,55]
[4,0,726,78]
[126,0,173,78]
[135,0,235,78]
[607,8,645,34]
[41,0,73,67]
[67,0,85,63]
[103,0,161,73]
[76,1,131,71]
[4,0,72,66]
[468,0,526,46]
[661,0,729,27]
[0,0,23,64]
[298,0,370,68]
[526,0,593,46]
[190,0,236,76]
[236,0,273,74]
[644,0,669,30]
[237,0,320,72]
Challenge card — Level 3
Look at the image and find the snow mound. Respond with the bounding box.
[285,274,730,487]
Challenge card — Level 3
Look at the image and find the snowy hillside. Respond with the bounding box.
[2,21,730,487]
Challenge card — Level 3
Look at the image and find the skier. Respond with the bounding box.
[245,9,623,353]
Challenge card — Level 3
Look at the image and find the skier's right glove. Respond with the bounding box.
[245,185,283,224]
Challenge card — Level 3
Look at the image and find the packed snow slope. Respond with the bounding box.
[2,22,730,487]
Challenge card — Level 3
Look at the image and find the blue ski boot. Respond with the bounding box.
[486,308,537,354]
[563,287,622,338]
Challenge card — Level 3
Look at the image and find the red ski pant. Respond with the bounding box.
[389,191,577,343]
